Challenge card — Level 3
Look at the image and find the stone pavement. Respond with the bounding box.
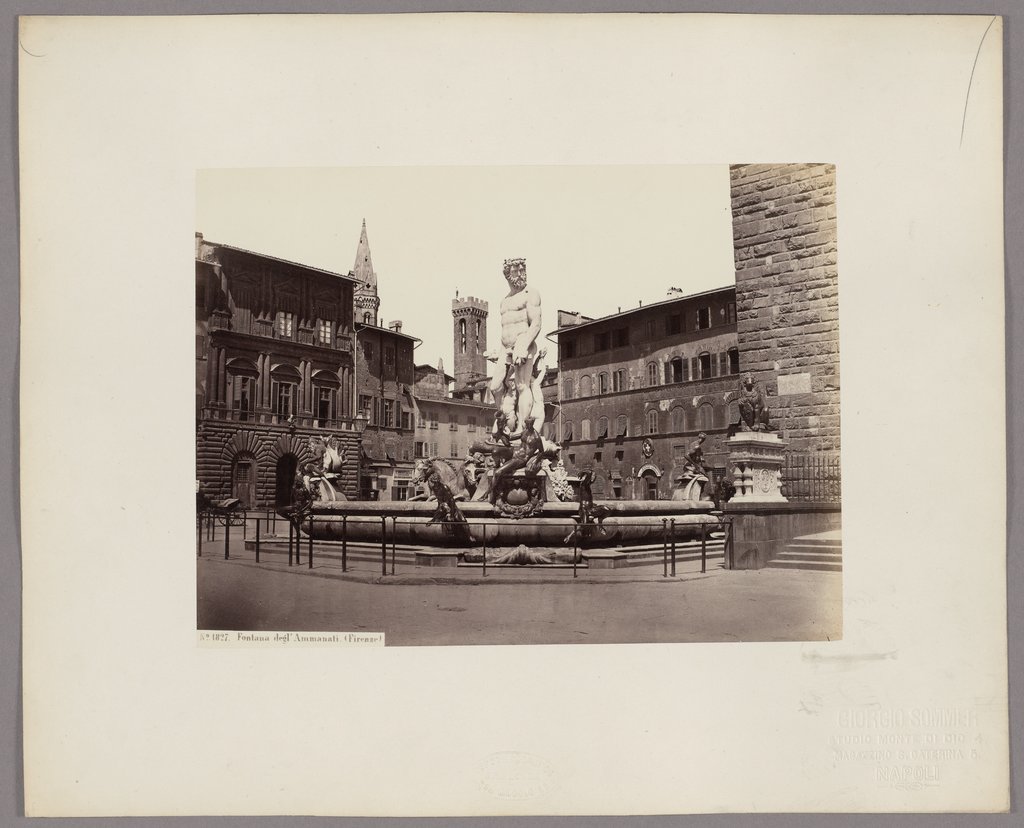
[197,532,842,644]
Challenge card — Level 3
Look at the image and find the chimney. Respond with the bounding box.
[389,320,403,332]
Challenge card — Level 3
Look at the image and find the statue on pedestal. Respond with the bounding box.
[738,373,771,433]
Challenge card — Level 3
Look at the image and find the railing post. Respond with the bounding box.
[661,518,668,577]
[572,529,578,579]
[255,517,260,563]
[288,521,294,566]
[670,518,676,577]
[380,515,387,577]
[341,514,348,573]
[243,510,248,540]
[197,514,202,557]
[391,516,397,575]
[481,523,487,577]
[308,516,313,569]
[224,519,230,560]
[701,521,707,573]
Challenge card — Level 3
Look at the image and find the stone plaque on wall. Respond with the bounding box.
[776,372,811,396]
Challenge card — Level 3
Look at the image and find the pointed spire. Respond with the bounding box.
[352,218,376,288]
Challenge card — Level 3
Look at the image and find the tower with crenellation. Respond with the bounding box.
[451,293,488,393]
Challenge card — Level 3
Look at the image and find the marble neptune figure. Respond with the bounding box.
[488,258,545,433]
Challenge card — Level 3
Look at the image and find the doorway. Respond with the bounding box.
[232,456,257,508]
[275,454,299,508]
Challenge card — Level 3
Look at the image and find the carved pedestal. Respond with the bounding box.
[490,470,548,519]
[727,432,788,503]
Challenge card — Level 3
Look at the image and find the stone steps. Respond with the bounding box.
[767,538,842,573]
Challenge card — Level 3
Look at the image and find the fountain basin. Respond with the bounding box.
[304,499,720,548]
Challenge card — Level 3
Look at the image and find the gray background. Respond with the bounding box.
[2,1,1019,825]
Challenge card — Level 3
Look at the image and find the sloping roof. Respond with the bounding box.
[199,237,359,283]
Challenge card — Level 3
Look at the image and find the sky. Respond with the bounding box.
[196,166,736,368]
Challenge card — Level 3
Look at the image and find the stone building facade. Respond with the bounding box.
[554,287,741,499]
[354,321,417,500]
[195,233,362,507]
[729,163,840,452]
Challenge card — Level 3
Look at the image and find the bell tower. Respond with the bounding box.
[352,219,380,326]
[451,292,488,392]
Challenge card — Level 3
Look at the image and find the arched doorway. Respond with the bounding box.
[232,453,258,508]
[275,454,299,508]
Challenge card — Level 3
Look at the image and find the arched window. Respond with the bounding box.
[363,311,371,325]
[613,369,626,392]
[647,362,659,387]
[563,421,574,441]
[727,400,740,427]
[459,319,467,354]
[580,375,593,397]
[647,410,658,435]
[562,378,574,400]
[671,406,685,432]
[699,352,713,379]
[597,416,609,439]
[591,474,607,497]
[598,372,609,394]
[581,419,592,440]
[728,347,740,375]
[698,402,715,430]
[669,356,685,383]
[616,414,628,437]
[475,319,481,351]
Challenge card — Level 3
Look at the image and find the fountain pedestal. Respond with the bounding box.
[727,432,788,503]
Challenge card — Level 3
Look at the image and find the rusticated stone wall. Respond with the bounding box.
[730,163,840,452]
[196,420,360,507]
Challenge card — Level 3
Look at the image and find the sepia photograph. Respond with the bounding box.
[18,11,1008,817]
[195,164,842,645]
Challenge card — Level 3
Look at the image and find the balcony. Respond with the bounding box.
[200,406,357,431]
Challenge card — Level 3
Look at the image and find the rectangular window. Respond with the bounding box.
[561,338,577,359]
[667,314,682,335]
[613,370,625,392]
[562,379,574,399]
[384,345,395,367]
[646,319,658,340]
[450,413,459,430]
[401,412,413,430]
[671,359,683,383]
[417,411,427,427]
[612,327,629,347]
[362,339,374,361]
[272,381,294,418]
[430,412,438,430]
[450,442,459,458]
[726,302,737,324]
[277,312,294,338]
[359,394,373,422]
[467,416,477,432]
[415,442,426,458]
[594,331,610,352]
[697,307,711,330]
[383,399,395,428]
[232,376,253,421]
[318,319,332,345]
[316,386,333,426]
[431,442,439,456]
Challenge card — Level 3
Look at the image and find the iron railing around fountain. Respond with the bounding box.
[199,510,734,581]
